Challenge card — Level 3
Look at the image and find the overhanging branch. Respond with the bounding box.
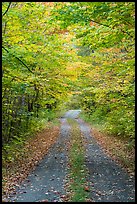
[2,46,34,74]
[2,2,12,17]
[90,19,133,38]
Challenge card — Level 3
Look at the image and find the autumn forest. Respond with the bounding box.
[2,2,135,201]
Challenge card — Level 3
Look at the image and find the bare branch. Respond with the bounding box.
[2,2,12,17]
[2,46,34,74]
[90,19,133,38]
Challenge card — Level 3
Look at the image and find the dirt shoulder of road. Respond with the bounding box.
[90,126,135,176]
[2,124,60,201]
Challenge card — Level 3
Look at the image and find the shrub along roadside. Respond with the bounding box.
[66,118,90,202]
[2,109,61,166]
[2,108,65,201]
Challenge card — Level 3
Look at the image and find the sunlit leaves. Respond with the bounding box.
[2,2,77,147]
[2,2,135,146]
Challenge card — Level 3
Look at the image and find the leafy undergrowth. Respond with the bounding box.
[2,123,60,201]
[80,112,135,176]
[66,119,91,202]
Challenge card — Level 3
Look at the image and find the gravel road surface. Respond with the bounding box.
[9,110,135,202]
[77,118,135,202]
[9,118,71,202]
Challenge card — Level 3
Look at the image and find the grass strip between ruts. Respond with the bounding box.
[67,118,90,202]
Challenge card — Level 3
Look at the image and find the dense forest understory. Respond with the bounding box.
[2,2,135,200]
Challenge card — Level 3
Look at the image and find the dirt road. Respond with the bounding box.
[77,118,135,202]
[9,110,135,202]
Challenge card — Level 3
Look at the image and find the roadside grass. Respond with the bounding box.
[80,112,135,175]
[67,118,90,202]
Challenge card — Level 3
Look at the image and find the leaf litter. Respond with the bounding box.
[2,125,60,201]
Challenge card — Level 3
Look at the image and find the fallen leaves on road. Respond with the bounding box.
[90,127,135,176]
[84,186,90,192]
[2,125,60,201]
[39,199,49,202]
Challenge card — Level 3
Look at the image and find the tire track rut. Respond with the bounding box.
[8,110,135,202]
[9,118,71,202]
[77,118,135,202]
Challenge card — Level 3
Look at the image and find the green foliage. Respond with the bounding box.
[52,2,135,141]
[2,2,72,145]
[2,109,57,167]
[2,2,135,201]
[65,95,81,110]
[2,2,135,159]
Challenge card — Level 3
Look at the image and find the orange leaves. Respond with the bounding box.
[84,186,90,192]
[90,21,96,27]
[63,84,68,87]
[2,126,60,200]
[39,199,49,202]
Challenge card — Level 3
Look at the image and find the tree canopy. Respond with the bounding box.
[2,2,135,146]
